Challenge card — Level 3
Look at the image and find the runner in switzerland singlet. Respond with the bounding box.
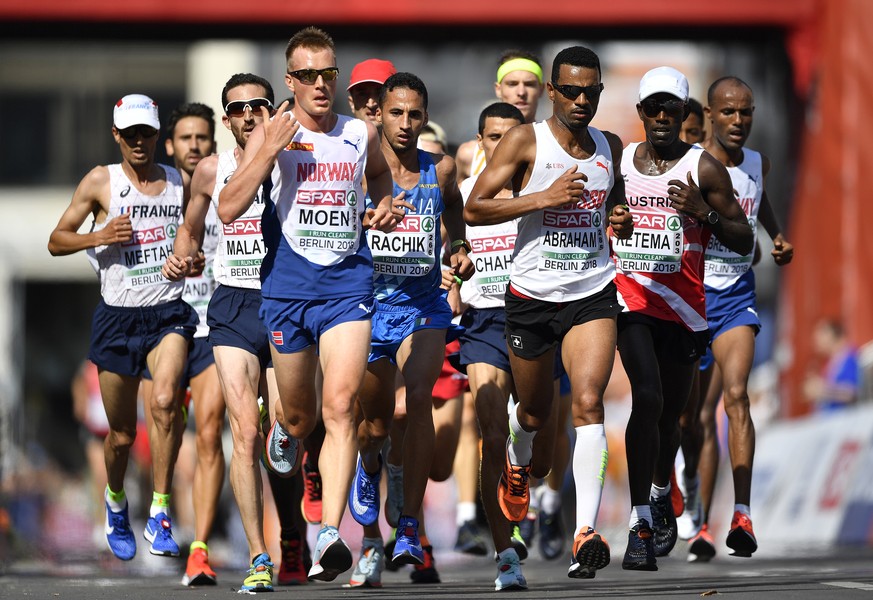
[260,115,372,300]
[511,121,615,302]
[703,148,762,291]
[87,164,184,307]
[367,150,443,305]
[459,174,517,309]
[614,143,709,331]
[212,150,267,290]
[182,202,218,338]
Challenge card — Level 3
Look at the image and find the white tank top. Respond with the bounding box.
[87,164,184,307]
[703,148,762,290]
[511,122,615,302]
[182,202,219,338]
[271,115,368,267]
[459,174,517,309]
[212,150,267,289]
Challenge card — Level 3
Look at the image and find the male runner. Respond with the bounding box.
[347,58,397,126]
[218,26,404,582]
[679,76,793,562]
[455,50,545,183]
[680,98,705,145]
[614,67,753,571]
[347,71,472,586]
[48,94,196,561]
[163,73,311,591]
[457,101,529,589]
[465,46,633,581]
[163,102,227,584]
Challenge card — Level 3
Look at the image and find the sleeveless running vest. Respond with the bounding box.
[460,174,517,309]
[213,150,268,290]
[614,143,709,331]
[470,145,487,178]
[368,150,443,305]
[87,164,184,307]
[511,121,615,302]
[704,148,762,290]
[261,115,372,300]
[182,201,218,338]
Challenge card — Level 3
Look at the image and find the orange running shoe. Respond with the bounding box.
[301,452,323,525]
[688,523,716,562]
[182,544,217,586]
[568,527,611,579]
[726,511,757,557]
[669,469,685,517]
[497,446,531,523]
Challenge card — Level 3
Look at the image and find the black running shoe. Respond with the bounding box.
[622,519,657,571]
[650,493,678,557]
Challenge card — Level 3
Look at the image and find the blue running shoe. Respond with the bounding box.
[144,512,180,557]
[104,501,136,561]
[266,420,300,478]
[349,454,381,526]
[240,552,274,593]
[392,515,424,565]
[308,526,353,582]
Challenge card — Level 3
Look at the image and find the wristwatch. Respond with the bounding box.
[705,210,719,225]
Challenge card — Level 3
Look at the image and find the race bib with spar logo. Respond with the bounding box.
[538,193,607,272]
[613,211,684,273]
[369,214,436,278]
[290,187,359,253]
[121,220,177,289]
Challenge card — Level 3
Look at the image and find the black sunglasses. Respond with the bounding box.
[640,97,686,117]
[118,125,159,140]
[224,97,274,117]
[551,82,604,101]
[287,67,340,85]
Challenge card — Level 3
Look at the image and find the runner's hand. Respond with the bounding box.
[100,213,133,245]
[771,233,794,266]
[609,204,634,239]
[667,171,708,221]
[161,253,192,281]
[543,165,587,208]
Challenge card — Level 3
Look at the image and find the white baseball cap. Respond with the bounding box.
[113,94,160,130]
[638,67,689,102]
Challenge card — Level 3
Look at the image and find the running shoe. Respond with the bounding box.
[104,501,136,561]
[687,523,716,563]
[240,552,273,593]
[300,452,322,525]
[385,462,404,528]
[308,525,352,582]
[383,529,401,572]
[392,515,424,565]
[494,551,527,591]
[669,469,685,517]
[621,519,657,571]
[348,454,381,526]
[650,493,678,557]
[454,520,488,556]
[277,534,308,585]
[568,527,610,579]
[265,420,300,477]
[677,477,703,540]
[182,543,217,586]
[143,512,180,557]
[510,524,529,561]
[726,511,757,557]
[518,512,537,547]
[347,540,385,588]
[538,509,565,560]
[497,444,531,522]
[409,545,440,584]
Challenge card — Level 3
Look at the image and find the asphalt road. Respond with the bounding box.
[4,543,873,599]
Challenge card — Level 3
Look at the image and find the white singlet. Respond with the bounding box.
[511,121,615,302]
[87,164,184,307]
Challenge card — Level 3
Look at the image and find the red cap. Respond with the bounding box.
[347,59,397,91]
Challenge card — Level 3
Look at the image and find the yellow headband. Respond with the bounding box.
[497,58,543,85]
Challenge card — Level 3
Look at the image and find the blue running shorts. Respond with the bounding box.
[700,271,760,370]
[89,298,197,377]
[459,307,511,373]
[369,292,455,364]
[208,285,272,369]
[261,293,375,354]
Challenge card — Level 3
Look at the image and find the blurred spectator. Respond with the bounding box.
[418,121,449,154]
[803,318,860,412]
